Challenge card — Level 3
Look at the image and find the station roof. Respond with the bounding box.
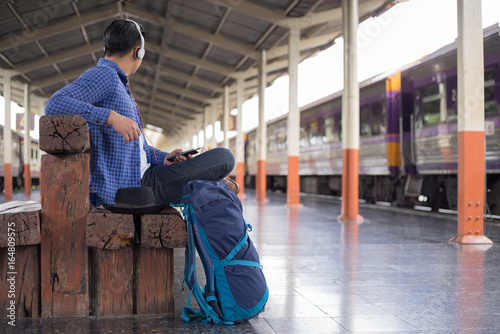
[0,0,400,140]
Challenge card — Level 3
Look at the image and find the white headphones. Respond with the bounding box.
[126,19,145,59]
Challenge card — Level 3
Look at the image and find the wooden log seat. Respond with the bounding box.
[0,201,42,318]
[86,208,187,317]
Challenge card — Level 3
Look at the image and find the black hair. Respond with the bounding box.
[103,19,145,57]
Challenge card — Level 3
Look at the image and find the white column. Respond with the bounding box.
[342,0,360,152]
[235,75,245,195]
[24,83,32,194]
[256,50,267,201]
[223,85,230,148]
[212,104,218,148]
[236,76,244,164]
[203,106,208,148]
[257,50,267,162]
[3,71,13,198]
[287,26,301,206]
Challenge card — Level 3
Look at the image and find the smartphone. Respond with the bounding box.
[167,149,199,162]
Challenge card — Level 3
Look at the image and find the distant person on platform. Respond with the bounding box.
[45,18,238,208]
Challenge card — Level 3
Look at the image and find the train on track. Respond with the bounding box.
[0,125,41,190]
[235,24,500,214]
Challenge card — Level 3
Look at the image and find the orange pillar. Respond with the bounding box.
[4,164,12,200]
[450,131,491,243]
[340,149,361,220]
[450,0,491,244]
[287,156,300,205]
[24,164,31,194]
[256,160,266,201]
[338,0,362,221]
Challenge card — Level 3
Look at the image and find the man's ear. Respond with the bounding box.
[132,47,140,60]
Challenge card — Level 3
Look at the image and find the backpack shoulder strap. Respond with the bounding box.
[180,204,232,325]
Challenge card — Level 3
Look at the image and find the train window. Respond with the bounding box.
[421,83,443,125]
[371,102,386,135]
[300,125,308,147]
[360,106,371,136]
[337,114,342,141]
[485,67,496,114]
[248,140,256,159]
[322,117,335,143]
[267,136,275,153]
[276,132,286,151]
[308,121,320,146]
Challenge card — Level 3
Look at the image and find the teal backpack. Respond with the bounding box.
[172,180,269,324]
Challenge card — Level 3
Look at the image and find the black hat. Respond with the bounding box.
[103,187,166,214]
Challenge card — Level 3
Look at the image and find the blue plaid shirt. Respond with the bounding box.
[45,58,168,207]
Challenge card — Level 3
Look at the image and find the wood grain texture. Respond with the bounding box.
[86,212,134,249]
[0,201,41,247]
[0,245,41,318]
[134,247,174,315]
[40,153,90,318]
[39,115,90,154]
[90,248,134,317]
[140,208,187,248]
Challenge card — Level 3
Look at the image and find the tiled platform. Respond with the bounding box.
[2,189,500,333]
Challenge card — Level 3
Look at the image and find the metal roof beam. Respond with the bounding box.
[142,37,234,79]
[30,67,82,91]
[0,7,118,53]
[135,100,191,124]
[205,0,286,24]
[13,41,102,74]
[140,62,223,94]
[133,73,210,105]
[169,18,257,59]
[154,95,203,114]
[205,0,340,29]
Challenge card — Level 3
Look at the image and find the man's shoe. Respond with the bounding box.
[224,177,240,195]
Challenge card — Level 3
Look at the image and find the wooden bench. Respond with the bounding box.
[0,201,41,318]
[0,114,187,319]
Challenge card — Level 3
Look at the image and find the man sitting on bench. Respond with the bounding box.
[45,18,239,209]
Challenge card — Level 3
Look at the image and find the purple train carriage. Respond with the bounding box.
[239,24,500,214]
[400,24,500,212]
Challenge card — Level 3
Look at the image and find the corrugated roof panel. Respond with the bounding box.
[205,44,244,68]
[75,0,116,14]
[25,65,59,82]
[56,54,95,73]
[3,42,43,65]
[313,0,342,12]
[172,1,222,33]
[188,83,213,96]
[163,58,197,75]
[19,2,75,31]
[196,67,225,84]
[251,0,292,11]
[39,28,86,55]
[167,31,209,59]
[257,26,288,50]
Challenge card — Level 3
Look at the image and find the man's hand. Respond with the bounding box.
[164,149,194,165]
[107,110,141,144]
